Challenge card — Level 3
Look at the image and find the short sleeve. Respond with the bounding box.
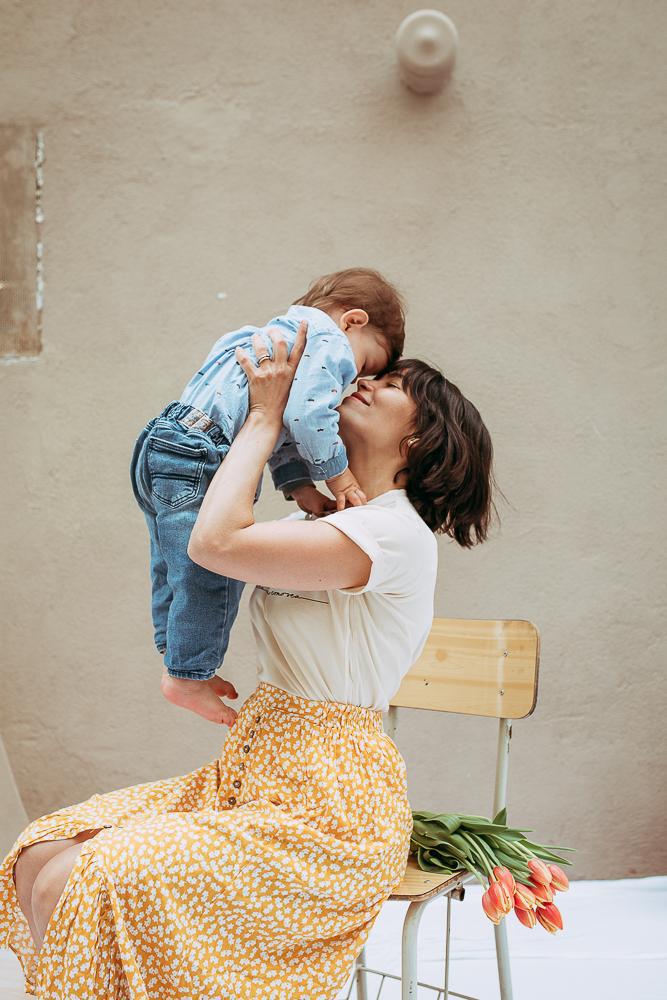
[324,505,422,596]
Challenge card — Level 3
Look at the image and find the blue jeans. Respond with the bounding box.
[130,402,260,680]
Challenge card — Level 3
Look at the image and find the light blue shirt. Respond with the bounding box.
[179,305,358,490]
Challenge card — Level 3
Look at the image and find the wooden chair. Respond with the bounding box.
[346,617,540,1000]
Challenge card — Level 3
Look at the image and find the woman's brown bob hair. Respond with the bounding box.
[392,359,499,546]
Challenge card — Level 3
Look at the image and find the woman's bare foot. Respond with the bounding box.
[160,672,239,725]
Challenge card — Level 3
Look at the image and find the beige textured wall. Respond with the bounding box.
[2,0,666,878]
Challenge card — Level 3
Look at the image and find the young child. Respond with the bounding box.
[130,267,405,723]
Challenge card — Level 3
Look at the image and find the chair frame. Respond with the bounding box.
[344,617,540,1000]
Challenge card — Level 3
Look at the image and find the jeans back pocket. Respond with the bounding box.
[147,434,207,508]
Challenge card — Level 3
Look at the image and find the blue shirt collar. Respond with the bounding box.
[285,304,341,333]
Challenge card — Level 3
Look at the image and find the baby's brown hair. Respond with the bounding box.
[293,267,405,368]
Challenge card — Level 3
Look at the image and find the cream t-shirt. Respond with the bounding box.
[248,489,438,712]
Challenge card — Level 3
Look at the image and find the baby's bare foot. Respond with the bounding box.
[160,672,239,726]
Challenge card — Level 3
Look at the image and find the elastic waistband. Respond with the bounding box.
[250,682,384,733]
[158,401,228,446]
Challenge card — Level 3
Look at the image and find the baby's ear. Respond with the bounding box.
[340,308,370,330]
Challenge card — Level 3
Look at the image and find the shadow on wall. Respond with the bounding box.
[0,735,27,856]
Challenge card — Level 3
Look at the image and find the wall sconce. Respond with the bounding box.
[395,9,459,94]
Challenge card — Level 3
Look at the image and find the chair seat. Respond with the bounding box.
[390,855,469,901]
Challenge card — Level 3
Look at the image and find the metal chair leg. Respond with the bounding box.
[443,893,452,998]
[493,918,514,1000]
[402,899,427,999]
[354,945,368,1000]
[492,717,514,1000]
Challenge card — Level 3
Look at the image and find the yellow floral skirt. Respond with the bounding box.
[0,682,412,999]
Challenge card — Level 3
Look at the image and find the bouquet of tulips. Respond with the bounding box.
[410,808,574,933]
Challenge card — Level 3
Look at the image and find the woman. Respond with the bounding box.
[0,322,496,999]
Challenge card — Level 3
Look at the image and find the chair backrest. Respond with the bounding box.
[390,618,540,720]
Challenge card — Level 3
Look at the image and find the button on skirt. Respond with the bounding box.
[0,683,412,999]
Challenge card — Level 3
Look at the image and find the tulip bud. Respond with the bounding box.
[515,904,537,928]
[528,878,554,905]
[482,888,503,924]
[514,883,537,911]
[548,864,569,891]
[535,902,563,933]
[493,866,516,896]
[489,878,513,915]
[527,858,552,885]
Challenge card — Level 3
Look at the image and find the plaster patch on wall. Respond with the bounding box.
[0,125,43,359]
[35,131,45,323]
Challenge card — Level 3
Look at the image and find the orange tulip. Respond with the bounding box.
[513,883,537,911]
[482,888,504,924]
[528,878,554,905]
[493,866,516,896]
[548,864,569,891]
[515,904,537,928]
[489,878,513,915]
[535,902,563,934]
[527,858,552,886]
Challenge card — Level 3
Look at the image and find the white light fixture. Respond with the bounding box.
[395,9,459,94]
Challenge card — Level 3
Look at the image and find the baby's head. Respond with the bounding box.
[293,267,405,378]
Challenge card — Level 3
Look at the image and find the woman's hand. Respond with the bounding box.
[235,320,308,431]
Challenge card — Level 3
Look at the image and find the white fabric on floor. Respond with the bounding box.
[1,877,664,999]
[336,876,667,999]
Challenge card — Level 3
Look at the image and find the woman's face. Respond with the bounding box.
[338,371,417,458]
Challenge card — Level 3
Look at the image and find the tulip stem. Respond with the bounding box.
[486,839,531,874]
[459,832,493,879]
[469,868,487,888]
[472,833,502,871]
[513,841,536,861]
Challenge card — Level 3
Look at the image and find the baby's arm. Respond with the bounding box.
[268,441,336,515]
[280,331,359,485]
[268,439,312,494]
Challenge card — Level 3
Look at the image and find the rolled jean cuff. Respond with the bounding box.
[165,666,217,681]
[281,478,313,500]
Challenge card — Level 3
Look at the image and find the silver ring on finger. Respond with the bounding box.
[256,354,271,365]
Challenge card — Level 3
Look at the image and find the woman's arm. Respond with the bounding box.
[187,325,372,592]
